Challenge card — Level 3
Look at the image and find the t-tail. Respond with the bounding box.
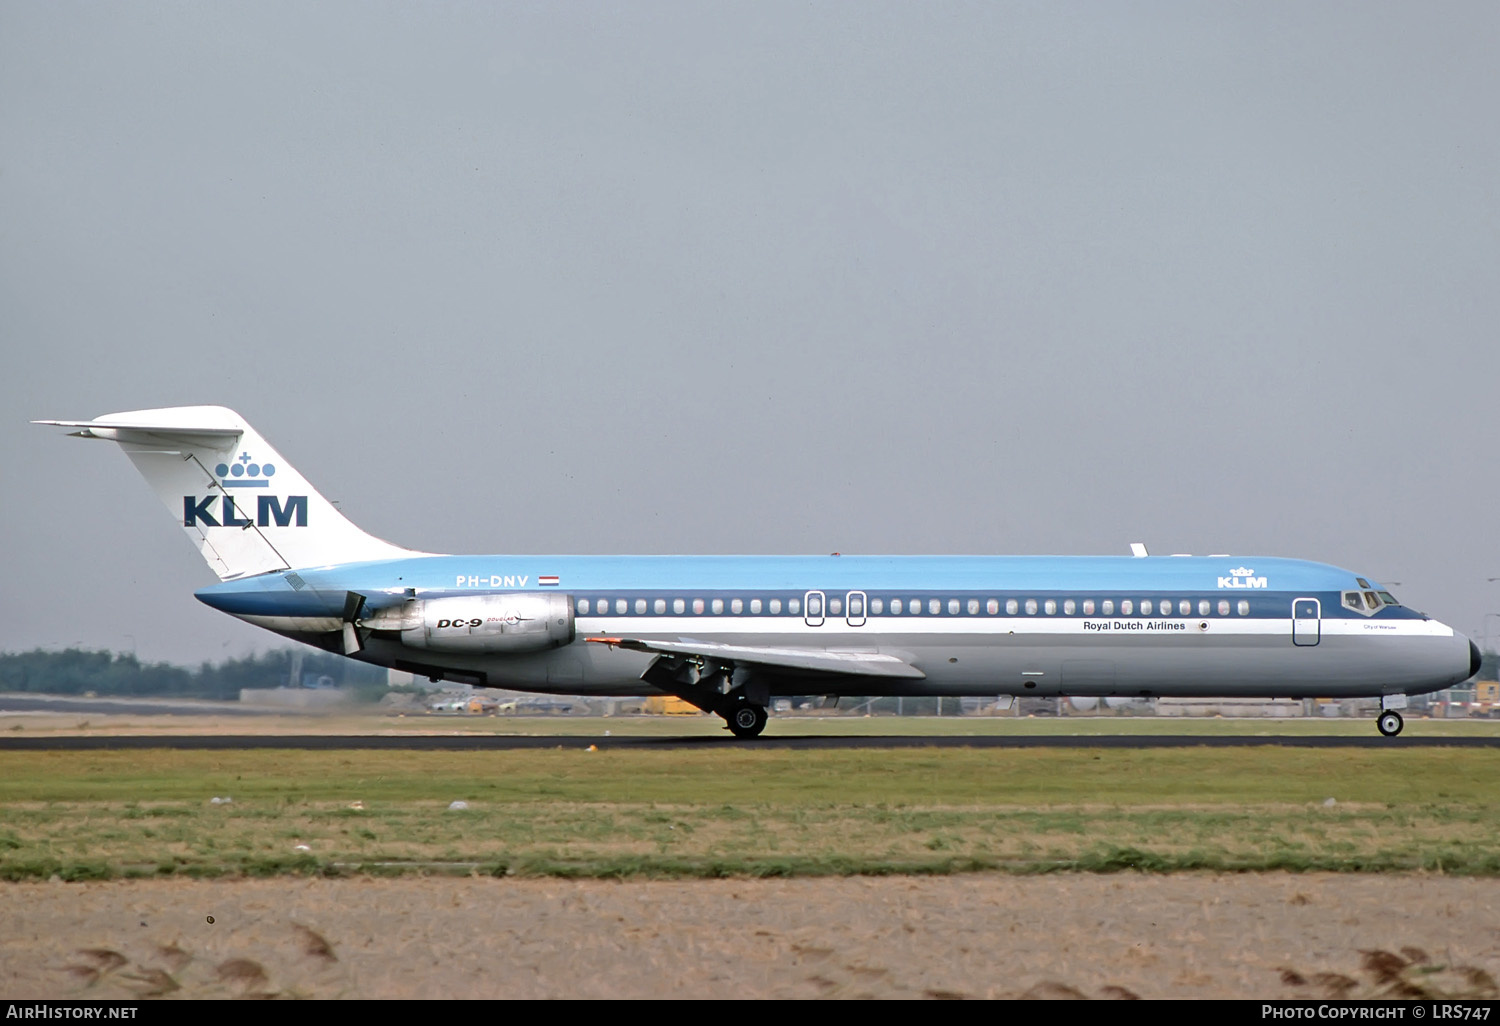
[35,406,419,579]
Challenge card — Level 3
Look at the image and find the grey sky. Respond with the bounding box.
[3,2,1497,665]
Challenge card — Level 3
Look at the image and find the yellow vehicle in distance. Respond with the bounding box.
[1474,681,1499,717]
[644,695,705,716]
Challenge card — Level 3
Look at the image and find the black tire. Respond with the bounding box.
[1376,710,1404,737]
[727,703,767,739]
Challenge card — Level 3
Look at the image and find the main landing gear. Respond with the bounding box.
[639,653,769,739]
[1376,710,1404,737]
[725,701,768,739]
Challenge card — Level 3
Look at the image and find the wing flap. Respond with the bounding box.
[586,637,926,679]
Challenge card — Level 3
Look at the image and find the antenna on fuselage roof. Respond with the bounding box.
[1129,542,1149,557]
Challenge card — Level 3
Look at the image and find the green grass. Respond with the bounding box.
[3,745,1499,880]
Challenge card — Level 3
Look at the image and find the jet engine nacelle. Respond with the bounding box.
[399,593,574,653]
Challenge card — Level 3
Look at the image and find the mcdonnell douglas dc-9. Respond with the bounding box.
[38,406,1479,738]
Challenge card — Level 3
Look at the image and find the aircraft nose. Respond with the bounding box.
[1471,640,1483,679]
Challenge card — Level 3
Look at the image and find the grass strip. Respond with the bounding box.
[3,747,1497,880]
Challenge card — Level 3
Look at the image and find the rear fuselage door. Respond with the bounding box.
[804,590,825,627]
[846,590,866,627]
[1292,597,1321,646]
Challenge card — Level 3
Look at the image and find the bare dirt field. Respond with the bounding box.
[3,872,1498,1000]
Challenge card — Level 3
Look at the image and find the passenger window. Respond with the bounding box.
[805,594,821,617]
[1083,599,1095,615]
[615,599,627,615]
[769,599,782,614]
[1197,600,1209,616]
[712,599,723,614]
[1006,599,1019,615]
[1064,599,1076,615]
[910,599,922,614]
[673,598,685,614]
[1044,599,1057,614]
[1180,600,1191,616]
[1141,599,1153,615]
[789,599,801,615]
[1218,599,1229,616]
[1025,599,1038,615]
[871,597,884,614]
[891,598,903,615]
[987,598,999,615]
[577,599,589,615]
[750,598,762,614]
[634,599,646,614]
[929,599,941,615]
[731,598,743,614]
[947,599,959,615]
[1102,600,1114,615]
[968,599,979,615]
[1121,600,1134,615]
[845,595,861,616]
[692,598,705,614]
[829,597,842,615]
[1237,600,1249,615]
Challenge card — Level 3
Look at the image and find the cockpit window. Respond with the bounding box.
[1356,578,1371,589]
[1345,588,1401,615]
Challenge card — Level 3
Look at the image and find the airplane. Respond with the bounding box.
[36,405,1479,738]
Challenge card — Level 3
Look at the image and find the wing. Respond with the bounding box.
[585,637,926,679]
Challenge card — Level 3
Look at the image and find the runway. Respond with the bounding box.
[3,732,1498,751]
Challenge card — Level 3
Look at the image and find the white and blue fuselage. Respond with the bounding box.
[38,407,1479,738]
[196,553,1476,700]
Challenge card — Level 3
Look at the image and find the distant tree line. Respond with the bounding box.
[0,648,390,701]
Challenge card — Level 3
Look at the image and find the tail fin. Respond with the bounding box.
[35,405,419,579]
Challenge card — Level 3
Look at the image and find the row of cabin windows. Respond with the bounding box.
[578,597,796,616]
[574,596,1255,617]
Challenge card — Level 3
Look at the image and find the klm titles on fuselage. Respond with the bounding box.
[183,494,308,528]
[1217,567,1267,589]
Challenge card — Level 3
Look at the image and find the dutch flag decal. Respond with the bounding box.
[539,575,560,586]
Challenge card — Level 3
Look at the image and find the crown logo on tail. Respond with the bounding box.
[215,452,277,488]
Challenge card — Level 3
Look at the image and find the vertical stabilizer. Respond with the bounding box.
[35,406,418,579]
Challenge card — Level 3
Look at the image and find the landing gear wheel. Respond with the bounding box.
[727,702,768,739]
[1377,710,1404,737]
